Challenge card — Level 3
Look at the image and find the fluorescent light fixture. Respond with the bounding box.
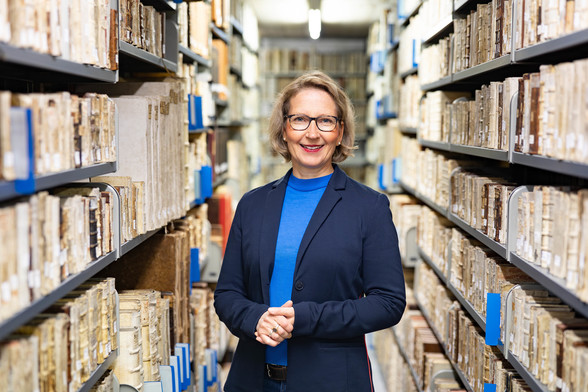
[308,8,321,39]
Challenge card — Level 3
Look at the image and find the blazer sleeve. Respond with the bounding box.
[292,192,406,339]
[214,200,267,340]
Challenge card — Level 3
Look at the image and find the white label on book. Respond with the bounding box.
[133,219,136,230]
[114,321,117,333]
[106,342,111,353]
[3,152,14,170]
[542,250,552,265]
[10,275,18,291]
[75,153,81,166]
[44,261,51,278]
[93,349,97,359]
[567,271,576,284]
[90,198,98,209]
[1,282,11,302]
[554,255,561,268]
[556,378,562,388]
[35,270,41,288]
[77,360,82,371]
[63,372,67,388]
[81,152,88,164]
[53,153,60,169]
[60,249,67,266]
[534,363,538,376]
[529,134,535,144]
[99,342,103,354]
[549,370,554,382]
[96,149,101,161]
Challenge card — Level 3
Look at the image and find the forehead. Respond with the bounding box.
[288,88,337,113]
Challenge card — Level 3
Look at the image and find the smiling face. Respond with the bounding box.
[283,88,344,179]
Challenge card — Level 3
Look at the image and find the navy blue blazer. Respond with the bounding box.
[214,165,406,392]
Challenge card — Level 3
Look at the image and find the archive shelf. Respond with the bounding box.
[453,0,470,13]
[390,326,425,392]
[78,350,118,392]
[0,42,118,83]
[121,228,162,257]
[211,24,231,44]
[0,250,118,341]
[400,127,418,135]
[179,44,212,68]
[398,179,449,217]
[119,41,178,73]
[418,139,451,153]
[446,213,508,259]
[400,1,423,26]
[514,29,588,62]
[400,67,418,79]
[451,55,511,83]
[413,289,474,392]
[418,247,487,331]
[511,152,588,180]
[230,17,244,37]
[421,75,452,91]
[0,162,118,203]
[418,139,509,161]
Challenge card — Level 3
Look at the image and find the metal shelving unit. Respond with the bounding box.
[421,75,452,91]
[400,67,418,79]
[453,0,470,12]
[447,213,508,259]
[230,16,244,36]
[0,42,118,83]
[418,247,487,331]
[400,127,418,135]
[121,228,162,257]
[390,327,425,392]
[451,55,511,83]
[508,252,588,320]
[400,1,423,26]
[179,44,211,68]
[0,250,118,341]
[514,29,588,62]
[511,152,588,180]
[211,24,231,44]
[119,41,178,73]
[0,162,117,203]
[496,346,551,392]
[399,180,449,217]
[78,350,118,392]
[449,144,508,161]
[418,139,451,153]
[413,294,474,392]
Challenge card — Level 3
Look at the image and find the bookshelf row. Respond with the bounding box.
[399,178,588,321]
[417,246,551,392]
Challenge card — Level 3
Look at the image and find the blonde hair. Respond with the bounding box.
[269,70,357,163]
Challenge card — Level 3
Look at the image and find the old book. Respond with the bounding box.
[528,72,541,154]
[115,308,144,390]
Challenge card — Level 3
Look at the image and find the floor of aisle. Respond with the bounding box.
[367,333,388,392]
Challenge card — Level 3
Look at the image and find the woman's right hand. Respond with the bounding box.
[255,300,295,347]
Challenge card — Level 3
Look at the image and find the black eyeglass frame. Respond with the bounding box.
[284,114,341,132]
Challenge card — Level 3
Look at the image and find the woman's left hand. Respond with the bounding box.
[255,300,295,346]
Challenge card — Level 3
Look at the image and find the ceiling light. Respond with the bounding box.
[308,8,321,39]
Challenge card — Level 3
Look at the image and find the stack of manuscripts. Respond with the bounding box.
[0,187,115,325]
[449,169,515,245]
[389,194,423,262]
[0,91,116,181]
[420,91,470,143]
[114,289,171,389]
[0,0,117,70]
[80,80,187,244]
[399,75,422,130]
[417,206,454,276]
[0,278,117,392]
[178,1,212,60]
[505,287,588,392]
[419,37,452,85]
[516,187,588,301]
[514,59,588,164]
[447,78,519,151]
[416,263,532,392]
[119,0,165,57]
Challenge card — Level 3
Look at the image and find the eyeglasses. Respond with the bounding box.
[284,114,340,132]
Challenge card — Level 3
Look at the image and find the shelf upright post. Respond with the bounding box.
[506,185,533,261]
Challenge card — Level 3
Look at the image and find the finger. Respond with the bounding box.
[268,307,294,317]
[274,316,294,333]
[281,300,293,307]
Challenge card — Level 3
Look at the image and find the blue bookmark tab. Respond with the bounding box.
[485,293,501,346]
[484,383,497,392]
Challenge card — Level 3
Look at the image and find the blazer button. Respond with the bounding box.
[295,281,304,291]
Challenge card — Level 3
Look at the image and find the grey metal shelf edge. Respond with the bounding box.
[210,23,231,44]
[421,75,452,91]
[514,28,588,62]
[119,41,178,73]
[390,327,425,392]
[400,66,418,79]
[511,152,588,180]
[141,0,176,11]
[230,16,244,36]
[509,252,588,320]
[179,44,212,68]
[400,127,418,134]
[496,345,551,392]
[449,144,508,161]
[418,247,487,331]
[398,180,449,217]
[422,15,453,45]
[413,294,474,392]
[453,0,470,13]
[0,162,117,203]
[400,1,424,26]
[0,250,117,341]
[447,212,508,259]
[418,139,452,153]
[0,42,118,83]
[451,55,511,83]
[77,350,118,392]
[121,228,162,257]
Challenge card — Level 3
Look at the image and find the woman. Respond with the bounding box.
[214,70,406,392]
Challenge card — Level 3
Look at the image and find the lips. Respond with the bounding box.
[301,144,323,152]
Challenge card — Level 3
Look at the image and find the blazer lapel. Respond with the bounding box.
[259,171,290,304]
[294,165,346,276]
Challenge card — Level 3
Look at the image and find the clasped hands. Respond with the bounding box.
[255,300,295,347]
